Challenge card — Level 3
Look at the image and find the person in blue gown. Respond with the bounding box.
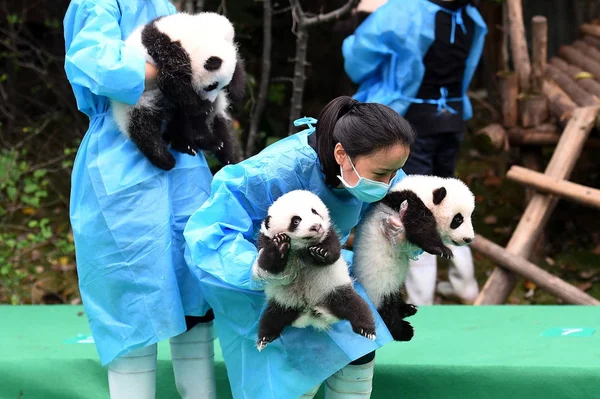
[184,96,417,399]
[342,0,487,306]
[63,1,217,398]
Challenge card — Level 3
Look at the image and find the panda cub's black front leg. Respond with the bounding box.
[128,106,176,170]
[210,113,243,165]
[308,230,341,266]
[256,233,291,275]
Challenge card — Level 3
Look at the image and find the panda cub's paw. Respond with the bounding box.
[308,246,330,264]
[272,233,291,259]
[389,320,414,342]
[256,336,276,352]
[400,303,418,318]
[423,243,453,260]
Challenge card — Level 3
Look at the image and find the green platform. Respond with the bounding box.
[1,305,599,399]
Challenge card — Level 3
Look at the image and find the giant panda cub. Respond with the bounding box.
[252,190,376,351]
[353,175,475,341]
[111,12,245,171]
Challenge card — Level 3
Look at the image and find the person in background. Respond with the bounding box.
[342,0,487,305]
[63,1,217,397]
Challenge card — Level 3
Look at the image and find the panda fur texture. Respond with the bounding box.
[110,12,245,171]
[353,175,475,342]
[252,190,376,351]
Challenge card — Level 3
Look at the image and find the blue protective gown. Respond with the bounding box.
[64,0,214,366]
[342,0,487,119]
[184,119,406,399]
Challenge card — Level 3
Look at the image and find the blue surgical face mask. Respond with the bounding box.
[337,157,391,203]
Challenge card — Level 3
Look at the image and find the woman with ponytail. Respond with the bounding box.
[184,96,415,399]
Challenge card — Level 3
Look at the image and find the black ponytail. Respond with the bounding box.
[314,96,416,187]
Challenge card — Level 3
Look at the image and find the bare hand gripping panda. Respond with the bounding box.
[252,190,377,351]
[353,175,475,342]
[111,12,245,171]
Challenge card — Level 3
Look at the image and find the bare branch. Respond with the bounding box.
[246,0,273,157]
[304,0,359,26]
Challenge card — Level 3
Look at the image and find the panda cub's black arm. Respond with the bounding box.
[307,229,341,266]
[141,22,205,109]
[380,190,452,259]
[256,233,290,274]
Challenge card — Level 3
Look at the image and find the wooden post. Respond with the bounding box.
[544,64,599,106]
[580,23,600,38]
[507,166,600,209]
[541,80,577,121]
[531,16,547,93]
[474,124,508,154]
[474,106,600,305]
[497,72,519,127]
[558,45,600,84]
[506,0,532,93]
[549,57,600,98]
[471,235,600,305]
[572,40,600,64]
[519,95,548,127]
[582,35,600,49]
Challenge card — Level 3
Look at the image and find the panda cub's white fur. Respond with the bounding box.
[252,190,376,351]
[353,175,475,341]
[109,12,244,171]
[111,12,237,137]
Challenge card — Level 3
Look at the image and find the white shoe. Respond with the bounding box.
[108,344,157,399]
[169,322,217,399]
[324,360,374,399]
[439,246,479,304]
[405,252,437,305]
[300,383,321,398]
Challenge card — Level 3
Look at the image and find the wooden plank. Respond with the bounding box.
[471,235,600,305]
[544,64,599,106]
[507,166,600,209]
[474,106,600,305]
[541,80,577,121]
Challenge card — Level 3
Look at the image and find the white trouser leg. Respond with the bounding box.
[437,245,479,304]
[324,360,374,399]
[405,253,437,305]
[300,383,321,398]
[169,322,216,399]
[108,344,157,399]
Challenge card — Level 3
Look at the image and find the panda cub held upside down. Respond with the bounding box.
[111,12,245,171]
[252,190,376,351]
[353,175,476,342]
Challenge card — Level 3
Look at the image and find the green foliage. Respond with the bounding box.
[0,146,78,305]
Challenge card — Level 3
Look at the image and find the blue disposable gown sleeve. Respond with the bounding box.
[64,1,146,105]
[184,157,307,291]
[342,3,413,84]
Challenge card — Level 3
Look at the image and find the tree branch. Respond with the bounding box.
[304,0,359,26]
[246,0,272,157]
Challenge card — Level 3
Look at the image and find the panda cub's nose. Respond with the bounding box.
[464,237,473,244]
[310,224,323,233]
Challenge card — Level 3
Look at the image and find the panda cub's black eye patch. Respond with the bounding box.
[203,82,219,92]
[288,216,302,232]
[204,56,222,71]
[311,208,320,217]
[450,213,463,229]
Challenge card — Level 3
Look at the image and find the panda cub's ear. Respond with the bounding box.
[264,215,271,230]
[432,187,447,205]
[227,56,246,103]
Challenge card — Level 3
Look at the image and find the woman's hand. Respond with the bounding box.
[144,62,158,91]
[379,200,408,245]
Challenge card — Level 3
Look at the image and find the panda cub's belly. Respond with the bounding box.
[264,252,352,328]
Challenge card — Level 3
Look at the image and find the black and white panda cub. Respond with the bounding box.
[111,12,245,171]
[353,175,475,341]
[252,190,376,351]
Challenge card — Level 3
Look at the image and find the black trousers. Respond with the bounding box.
[402,131,464,177]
